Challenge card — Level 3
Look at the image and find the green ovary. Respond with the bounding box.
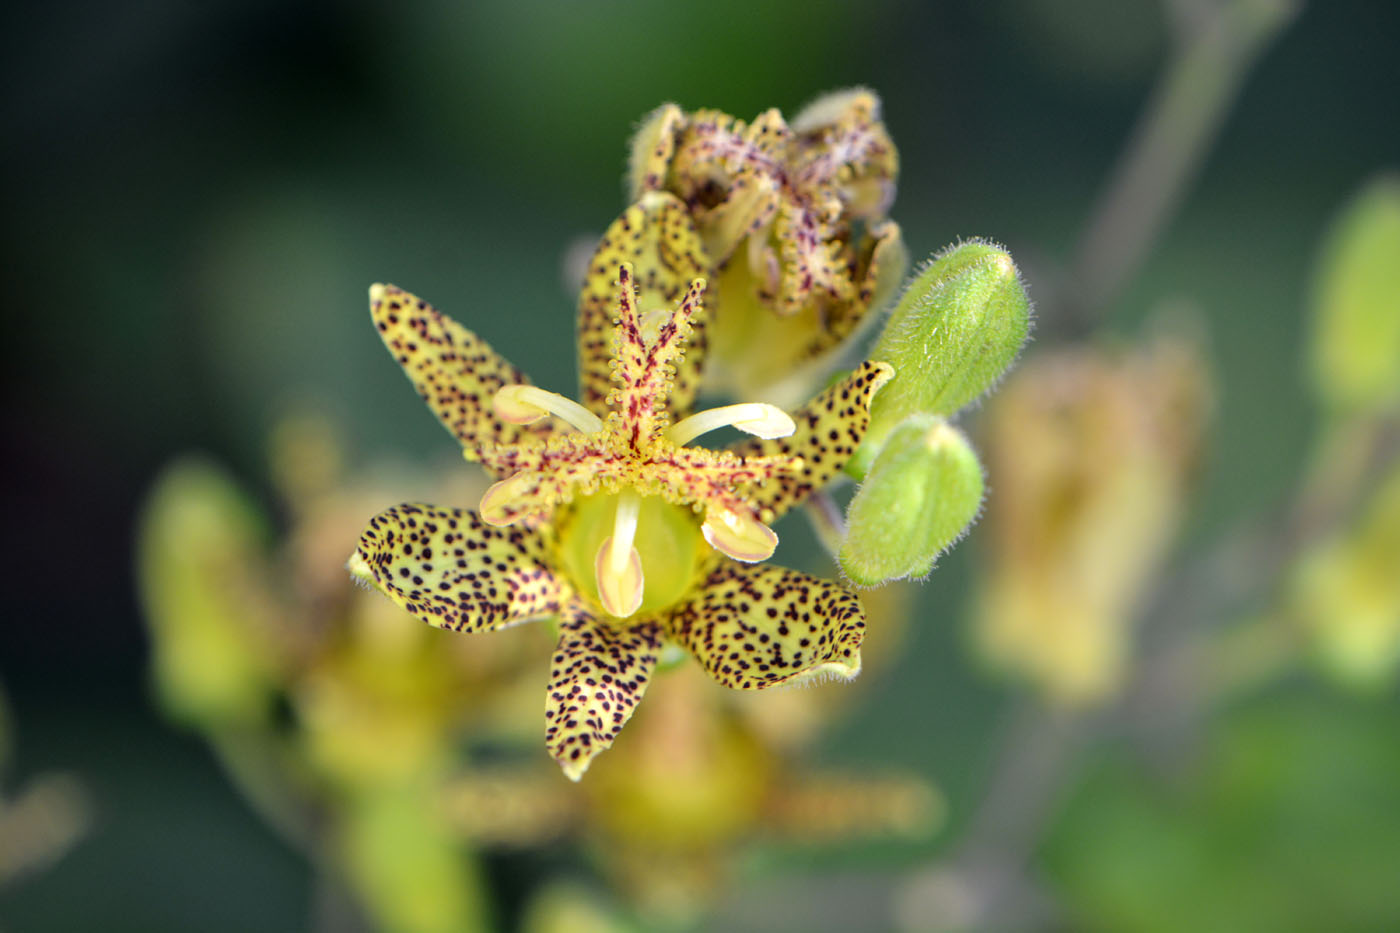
[557,492,705,619]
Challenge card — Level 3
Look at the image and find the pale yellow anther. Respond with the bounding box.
[478,472,537,526]
[668,403,796,446]
[701,506,779,563]
[493,385,604,434]
[595,492,645,618]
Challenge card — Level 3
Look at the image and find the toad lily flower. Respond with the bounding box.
[628,89,908,401]
[350,249,891,780]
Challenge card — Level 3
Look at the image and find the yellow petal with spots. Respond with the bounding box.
[349,504,567,633]
[370,284,554,468]
[731,360,893,521]
[627,102,685,198]
[545,606,663,781]
[773,200,853,316]
[577,194,709,416]
[666,563,866,689]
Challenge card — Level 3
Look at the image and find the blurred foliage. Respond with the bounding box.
[1047,692,1400,933]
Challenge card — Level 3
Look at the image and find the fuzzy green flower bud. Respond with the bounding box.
[853,241,1031,476]
[840,415,985,585]
[1308,176,1400,415]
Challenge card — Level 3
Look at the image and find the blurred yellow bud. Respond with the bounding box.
[857,241,1031,473]
[1308,176,1400,415]
[137,460,280,727]
[340,784,487,933]
[973,335,1210,705]
[1292,464,1400,688]
[521,882,630,933]
[585,670,773,853]
[840,415,985,585]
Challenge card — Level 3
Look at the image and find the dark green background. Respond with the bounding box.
[3,1,1398,930]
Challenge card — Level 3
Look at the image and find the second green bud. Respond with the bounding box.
[840,415,985,586]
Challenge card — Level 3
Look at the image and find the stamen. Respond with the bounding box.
[701,506,779,563]
[478,472,537,526]
[493,385,604,434]
[668,403,796,446]
[608,492,642,575]
[595,492,645,618]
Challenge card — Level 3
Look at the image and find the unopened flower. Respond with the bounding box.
[840,415,985,585]
[351,203,891,779]
[852,240,1032,475]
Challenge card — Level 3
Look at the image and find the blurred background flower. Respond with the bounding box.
[973,331,1211,705]
[4,0,1400,930]
[0,683,90,891]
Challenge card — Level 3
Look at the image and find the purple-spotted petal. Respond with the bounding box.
[730,360,892,520]
[349,504,566,633]
[576,194,709,417]
[666,562,865,690]
[370,284,554,465]
[544,605,663,781]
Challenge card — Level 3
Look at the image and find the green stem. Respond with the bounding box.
[1068,0,1299,326]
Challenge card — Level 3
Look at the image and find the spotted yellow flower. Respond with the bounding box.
[350,202,892,780]
[628,89,907,401]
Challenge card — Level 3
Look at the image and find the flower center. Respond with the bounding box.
[557,492,706,621]
[479,383,795,567]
